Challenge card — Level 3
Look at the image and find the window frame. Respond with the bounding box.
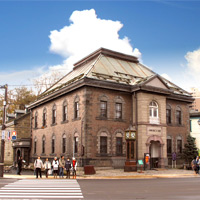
[52,104,56,124]
[74,102,79,119]
[176,107,182,125]
[34,112,38,129]
[116,137,123,156]
[166,105,172,124]
[149,101,158,118]
[43,108,47,127]
[115,103,122,120]
[100,136,107,154]
[100,101,107,118]
[63,101,68,122]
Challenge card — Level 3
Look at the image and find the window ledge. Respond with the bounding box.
[51,123,57,127]
[72,117,81,122]
[61,120,69,124]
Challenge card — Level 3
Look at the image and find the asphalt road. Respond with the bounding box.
[0,178,200,199]
[78,178,200,200]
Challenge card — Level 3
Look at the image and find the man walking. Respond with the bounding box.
[34,156,43,178]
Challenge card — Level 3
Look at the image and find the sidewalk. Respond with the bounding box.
[3,168,198,179]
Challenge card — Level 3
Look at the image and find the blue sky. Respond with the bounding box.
[0,0,200,92]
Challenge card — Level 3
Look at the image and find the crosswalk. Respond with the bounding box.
[0,179,84,199]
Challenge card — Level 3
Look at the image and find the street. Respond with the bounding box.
[0,177,200,199]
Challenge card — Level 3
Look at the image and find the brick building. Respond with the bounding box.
[28,48,193,168]
[0,110,31,165]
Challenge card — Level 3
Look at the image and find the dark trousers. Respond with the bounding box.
[66,169,70,178]
[17,166,22,175]
[45,169,49,178]
[36,168,42,178]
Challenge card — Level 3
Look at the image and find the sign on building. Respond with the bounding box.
[2,130,5,140]
[12,130,17,140]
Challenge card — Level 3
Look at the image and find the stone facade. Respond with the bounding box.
[28,48,193,168]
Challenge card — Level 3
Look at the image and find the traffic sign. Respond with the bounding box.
[2,131,5,140]
[12,130,17,140]
[7,131,11,140]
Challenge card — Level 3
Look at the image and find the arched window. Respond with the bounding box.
[62,134,66,153]
[74,96,79,119]
[176,106,182,125]
[42,136,45,154]
[34,112,38,129]
[115,96,124,120]
[149,101,158,118]
[63,101,68,122]
[166,104,172,124]
[43,108,47,127]
[74,133,78,154]
[116,133,123,155]
[52,104,56,124]
[177,136,182,154]
[100,132,107,154]
[167,135,172,154]
[34,137,37,154]
[52,135,56,154]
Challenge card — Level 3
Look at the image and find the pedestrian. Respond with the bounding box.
[65,157,71,179]
[17,156,23,175]
[43,158,51,178]
[34,156,43,178]
[72,157,77,179]
[52,157,59,178]
[196,156,200,174]
[191,156,197,174]
[59,156,65,178]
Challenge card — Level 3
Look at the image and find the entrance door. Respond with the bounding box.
[150,141,160,168]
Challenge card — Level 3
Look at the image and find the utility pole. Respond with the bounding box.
[0,84,8,177]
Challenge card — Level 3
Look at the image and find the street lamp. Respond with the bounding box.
[0,84,8,177]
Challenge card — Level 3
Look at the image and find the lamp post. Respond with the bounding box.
[0,84,8,177]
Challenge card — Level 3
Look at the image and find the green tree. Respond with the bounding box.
[182,134,198,164]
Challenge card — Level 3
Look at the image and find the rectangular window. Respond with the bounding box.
[176,111,181,125]
[116,137,123,155]
[100,136,107,154]
[74,102,79,119]
[177,139,182,154]
[167,139,172,154]
[116,103,122,119]
[63,105,67,121]
[52,110,56,124]
[62,138,66,153]
[166,109,171,124]
[100,101,107,118]
[74,137,78,153]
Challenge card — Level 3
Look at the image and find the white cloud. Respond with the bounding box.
[161,73,172,82]
[184,48,200,89]
[49,9,141,71]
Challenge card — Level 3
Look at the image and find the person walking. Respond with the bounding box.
[59,156,65,178]
[34,156,43,178]
[43,158,51,178]
[52,157,59,178]
[65,158,71,179]
[17,156,23,175]
[72,157,77,179]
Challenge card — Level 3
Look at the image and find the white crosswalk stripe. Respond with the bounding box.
[0,179,84,199]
